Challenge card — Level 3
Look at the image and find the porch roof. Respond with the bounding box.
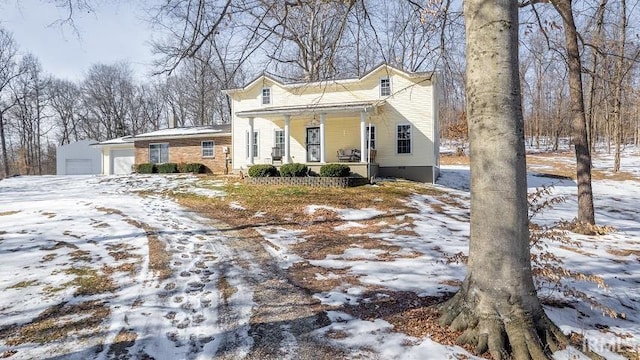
[235,100,384,118]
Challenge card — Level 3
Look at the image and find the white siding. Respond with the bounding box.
[56,139,101,175]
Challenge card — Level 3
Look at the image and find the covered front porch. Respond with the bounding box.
[236,100,384,179]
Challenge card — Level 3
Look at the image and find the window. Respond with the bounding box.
[149,143,169,164]
[366,125,376,149]
[396,124,411,154]
[274,130,284,150]
[202,140,215,157]
[246,131,259,158]
[262,87,271,105]
[380,77,391,97]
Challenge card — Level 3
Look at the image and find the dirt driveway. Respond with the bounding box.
[0,175,381,359]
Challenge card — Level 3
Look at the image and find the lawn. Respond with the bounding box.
[0,147,639,360]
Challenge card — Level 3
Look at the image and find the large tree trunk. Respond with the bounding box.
[438,1,566,359]
[554,0,596,225]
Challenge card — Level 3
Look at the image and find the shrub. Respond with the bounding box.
[156,163,178,174]
[279,163,308,177]
[320,164,350,177]
[178,162,205,173]
[136,163,155,174]
[248,164,279,177]
[528,185,617,318]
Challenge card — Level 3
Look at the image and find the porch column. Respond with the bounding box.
[360,111,368,163]
[319,113,326,163]
[248,117,255,165]
[284,115,291,164]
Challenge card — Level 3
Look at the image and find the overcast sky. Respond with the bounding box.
[1,0,158,81]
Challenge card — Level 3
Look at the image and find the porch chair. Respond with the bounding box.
[271,147,283,164]
[337,148,361,162]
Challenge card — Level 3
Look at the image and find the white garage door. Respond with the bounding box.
[110,149,134,175]
[65,159,94,175]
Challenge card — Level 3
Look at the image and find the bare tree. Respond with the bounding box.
[81,62,136,139]
[48,78,82,144]
[149,0,233,74]
[247,0,356,81]
[0,28,23,177]
[10,54,49,175]
[130,82,166,132]
[550,0,596,226]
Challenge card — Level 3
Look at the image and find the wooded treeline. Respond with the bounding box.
[0,0,638,177]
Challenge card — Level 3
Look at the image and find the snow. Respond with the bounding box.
[1,146,639,359]
[95,136,133,145]
[132,125,230,139]
[0,174,252,360]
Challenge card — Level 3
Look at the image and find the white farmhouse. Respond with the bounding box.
[223,64,441,182]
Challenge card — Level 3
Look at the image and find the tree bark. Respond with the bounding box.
[0,111,9,177]
[438,1,566,358]
[553,0,596,225]
[612,0,627,173]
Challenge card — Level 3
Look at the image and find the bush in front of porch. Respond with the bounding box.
[279,163,309,177]
[320,164,350,177]
[248,165,279,177]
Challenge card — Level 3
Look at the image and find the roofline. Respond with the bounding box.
[131,132,231,141]
[235,101,384,118]
[92,142,134,148]
[223,63,435,95]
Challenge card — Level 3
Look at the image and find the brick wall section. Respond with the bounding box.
[135,137,231,174]
[246,177,369,188]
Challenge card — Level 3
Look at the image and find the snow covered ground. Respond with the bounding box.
[0,148,639,359]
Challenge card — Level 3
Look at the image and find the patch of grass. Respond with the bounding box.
[218,277,237,304]
[288,262,360,293]
[41,253,57,262]
[108,328,137,357]
[95,207,124,216]
[123,218,171,280]
[41,212,56,218]
[174,179,438,234]
[439,154,470,166]
[62,231,82,239]
[7,280,39,289]
[64,267,117,296]
[70,249,92,262]
[0,211,20,216]
[42,285,68,295]
[606,248,640,257]
[42,240,78,250]
[0,300,109,346]
[106,243,141,261]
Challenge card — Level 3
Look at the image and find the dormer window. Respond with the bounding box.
[380,77,391,97]
[262,87,271,105]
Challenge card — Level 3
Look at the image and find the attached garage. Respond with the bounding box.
[56,140,102,175]
[110,149,135,175]
[95,136,135,175]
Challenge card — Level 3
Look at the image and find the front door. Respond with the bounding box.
[306,127,320,162]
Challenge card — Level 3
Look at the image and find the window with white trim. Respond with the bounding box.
[246,131,259,158]
[380,77,391,97]
[274,130,284,150]
[202,140,215,157]
[366,125,376,149]
[262,87,271,105]
[396,124,411,154]
[149,143,169,164]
